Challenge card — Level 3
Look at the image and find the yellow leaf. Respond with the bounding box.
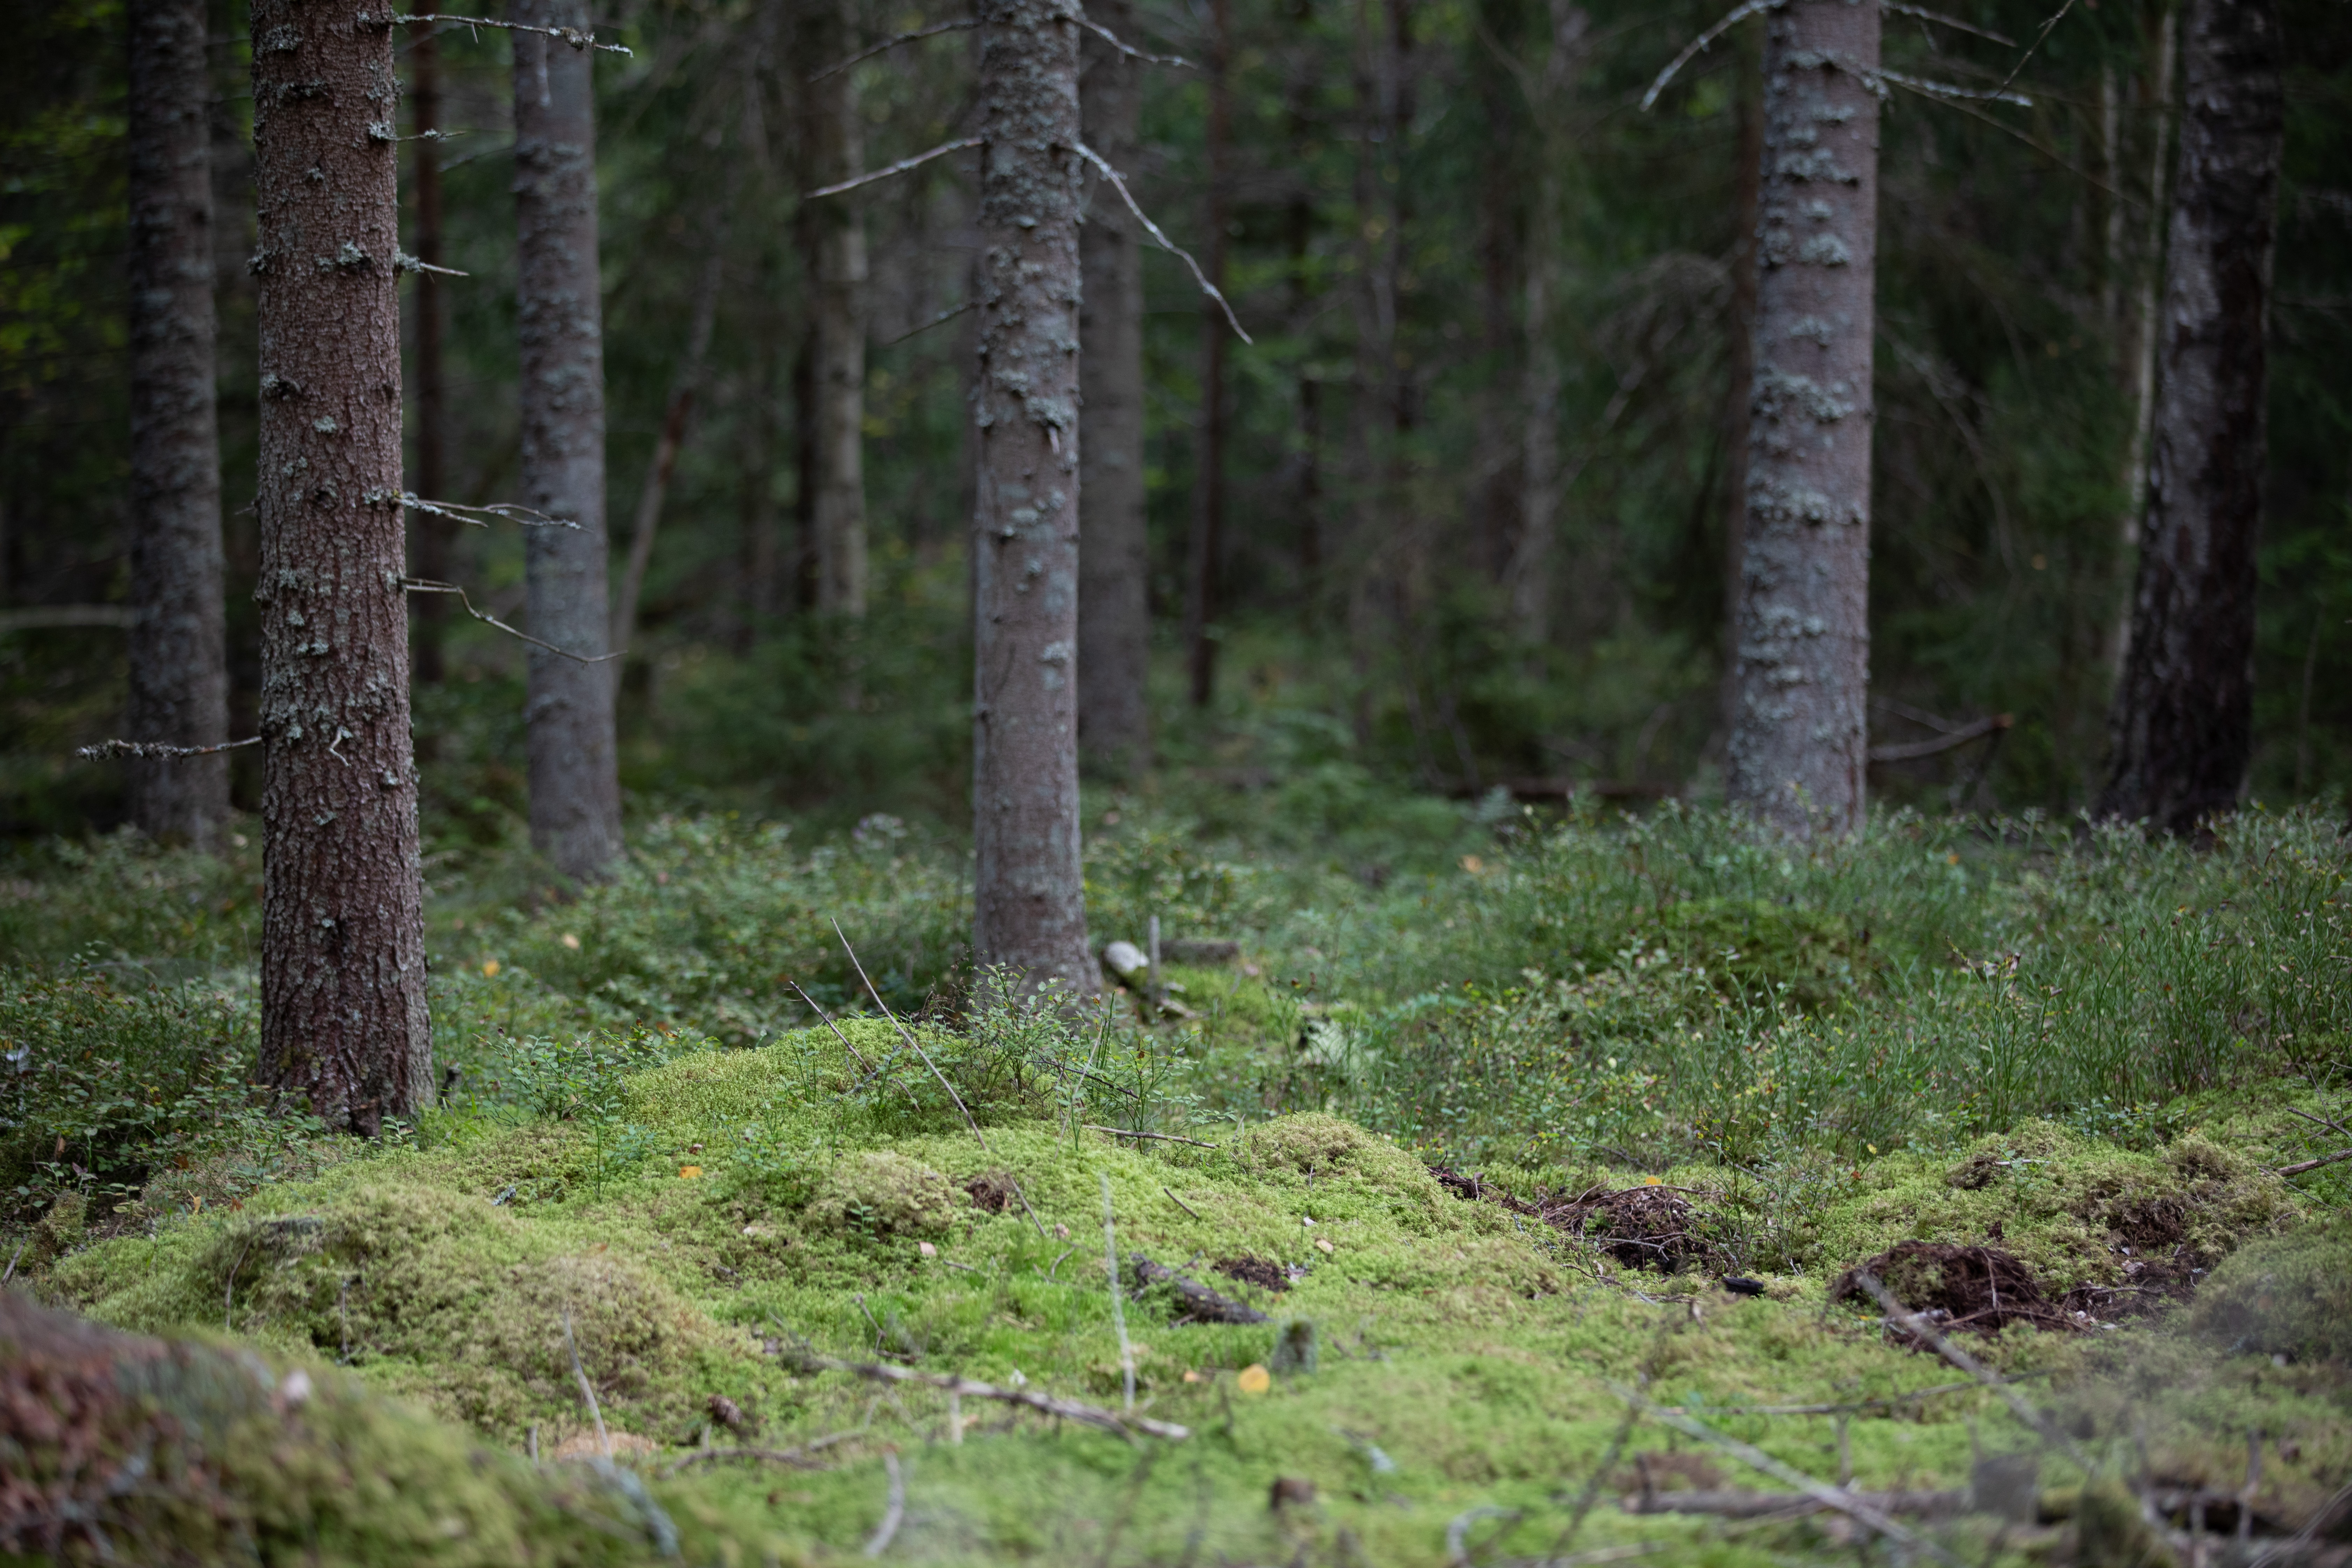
[1236,1364,1271,1395]
[1642,1176,1662,1186]
[678,1165,703,1179]
[481,959,501,978]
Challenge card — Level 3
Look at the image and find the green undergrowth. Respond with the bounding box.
[12,1017,2349,1566]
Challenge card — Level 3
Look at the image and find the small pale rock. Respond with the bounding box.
[918,1241,938,1258]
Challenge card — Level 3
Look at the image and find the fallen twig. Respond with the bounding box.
[863,1450,906,1557]
[1129,1254,1268,1325]
[1712,1370,2053,1416]
[798,1353,1190,1440]
[1626,1488,1968,1519]
[1084,1124,1217,1148]
[1161,1185,1205,1222]
[2275,1146,2352,1178]
[563,1310,611,1460]
[808,137,980,200]
[1074,144,1250,344]
[834,919,988,1152]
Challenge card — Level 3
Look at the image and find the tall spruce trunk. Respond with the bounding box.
[513,4,623,881]
[1183,0,1232,707]
[971,0,1096,991]
[1717,26,1763,745]
[1076,0,1151,774]
[2104,2,2178,678]
[407,27,453,685]
[1724,0,1880,839]
[250,0,431,1131]
[126,0,230,846]
[808,0,869,617]
[2098,0,2283,832]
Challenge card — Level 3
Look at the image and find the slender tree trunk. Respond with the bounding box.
[1724,0,1880,839]
[513,5,623,881]
[1717,24,1763,746]
[408,27,453,685]
[1183,0,1233,708]
[793,325,819,611]
[126,0,230,847]
[971,0,1096,992]
[2107,2,2178,677]
[1506,0,1586,650]
[809,0,870,617]
[611,234,725,659]
[1077,0,1150,773]
[2097,0,2283,832]
[250,0,430,1132]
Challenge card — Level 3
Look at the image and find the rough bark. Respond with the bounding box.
[971,0,1096,992]
[407,26,453,685]
[250,0,431,1132]
[1717,26,1763,743]
[806,0,870,617]
[1724,0,1880,839]
[513,1,623,881]
[2104,3,2178,678]
[2098,0,2283,832]
[1183,0,1232,707]
[125,0,230,846]
[1076,0,1150,774]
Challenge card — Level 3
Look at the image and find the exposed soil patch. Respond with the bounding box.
[1835,1241,2080,1336]
[962,1172,1019,1214]
[1430,1167,1724,1273]
[1213,1255,1290,1293]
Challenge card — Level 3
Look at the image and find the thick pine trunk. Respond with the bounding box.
[1077,0,1151,774]
[250,0,430,1132]
[1183,0,1232,708]
[513,4,623,881]
[2098,0,2283,832]
[125,0,230,846]
[808,0,869,618]
[408,27,453,685]
[1724,0,1880,839]
[972,0,1096,991]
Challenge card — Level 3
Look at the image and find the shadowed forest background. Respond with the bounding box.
[4,0,2347,841]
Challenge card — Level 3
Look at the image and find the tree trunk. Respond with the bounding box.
[407,26,453,685]
[125,0,230,847]
[1724,0,1880,839]
[1183,0,1232,708]
[2097,0,2283,832]
[513,4,623,881]
[1077,0,1151,774]
[808,0,870,618]
[2105,2,2178,678]
[611,232,726,659]
[249,0,431,1132]
[1717,24,1763,746]
[971,0,1096,992]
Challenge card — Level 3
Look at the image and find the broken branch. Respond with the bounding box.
[2276,1146,2352,1178]
[810,17,976,82]
[807,137,981,200]
[401,579,620,664]
[394,492,573,530]
[1074,144,1250,343]
[833,918,989,1152]
[387,12,631,54]
[1077,15,1189,67]
[797,1354,1191,1441]
[76,735,261,762]
[1639,0,1778,113]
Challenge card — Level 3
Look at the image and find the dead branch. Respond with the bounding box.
[391,492,573,530]
[1639,0,1778,113]
[1077,15,1189,67]
[807,137,981,200]
[788,980,876,1072]
[862,1451,905,1557]
[1864,65,2032,107]
[1868,713,2012,763]
[1128,1254,1268,1325]
[1610,1384,1966,1567]
[1083,1124,1218,1148]
[1881,2,2014,46]
[76,735,261,762]
[2276,1146,2352,1178]
[1161,1185,1204,1222]
[401,579,620,664]
[1850,1271,2093,1474]
[1990,0,2077,102]
[797,1354,1190,1441]
[0,606,137,635]
[811,17,976,81]
[393,250,470,277]
[1626,1489,1968,1519]
[386,12,631,54]
[882,299,976,346]
[1074,144,1250,343]
[833,919,989,1152]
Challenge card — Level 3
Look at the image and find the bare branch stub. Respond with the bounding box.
[77,735,262,762]
[1076,15,1189,68]
[1074,144,1250,343]
[384,12,632,55]
[400,578,620,664]
[810,17,977,82]
[806,136,981,200]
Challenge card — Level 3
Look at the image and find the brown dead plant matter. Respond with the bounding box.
[1834,1241,2079,1337]
[962,1171,1020,1214]
[1213,1255,1291,1293]
[1430,1167,1727,1273]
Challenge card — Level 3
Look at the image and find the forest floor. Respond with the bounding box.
[2,795,2350,1566]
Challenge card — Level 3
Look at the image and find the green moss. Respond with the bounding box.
[1654,896,1880,1008]
[2189,1211,2352,1361]
[805,1149,960,1236]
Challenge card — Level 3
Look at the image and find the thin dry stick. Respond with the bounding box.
[833,919,988,1152]
[1879,1,2012,46]
[2,1237,27,1283]
[1639,0,1778,112]
[863,1450,906,1557]
[808,137,980,200]
[2275,1146,2352,1178]
[804,1353,1190,1440]
[1077,14,1188,66]
[1102,1172,1135,1412]
[1611,1384,1965,1568]
[811,16,976,80]
[78,735,261,762]
[1073,145,1251,344]
[1084,1124,1217,1148]
[1007,1176,1050,1241]
[661,1434,850,1475]
[1989,0,2076,102]
[790,980,875,1071]
[563,1310,612,1460]
[390,12,632,54]
[1862,64,2030,107]
[1162,1185,1205,1222]
[1850,1272,2092,1473]
[396,493,569,528]
[882,299,975,346]
[401,579,620,664]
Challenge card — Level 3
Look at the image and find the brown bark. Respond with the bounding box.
[1183,0,1232,707]
[1724,0,1880,839]
[1077,0,1151,773]
[513,1,623,881]
[407,27,453,684]
[126,0,230,847]
[1717,25,1763,742]
[806,0,870,617]
[2098,0,2283,833]
[971,0,1096,992]
[250,0,431,1132]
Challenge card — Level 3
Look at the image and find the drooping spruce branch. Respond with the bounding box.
[1075,144,1249,343]
[805,137,981,200]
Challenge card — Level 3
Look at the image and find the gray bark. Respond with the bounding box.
[971,0,1096,992]
[126,0,230,846]
[513,1,623,881]
[809,0,870,618]
[1724,0,1880,839]
[1076,0,1150,774]
[249,0,431,1132]
[2098,0,2283,833]
[408,27,453,685]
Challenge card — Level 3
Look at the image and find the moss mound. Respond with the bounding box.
[805,1149,960,1236]
[2189,1211,2352,1362]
